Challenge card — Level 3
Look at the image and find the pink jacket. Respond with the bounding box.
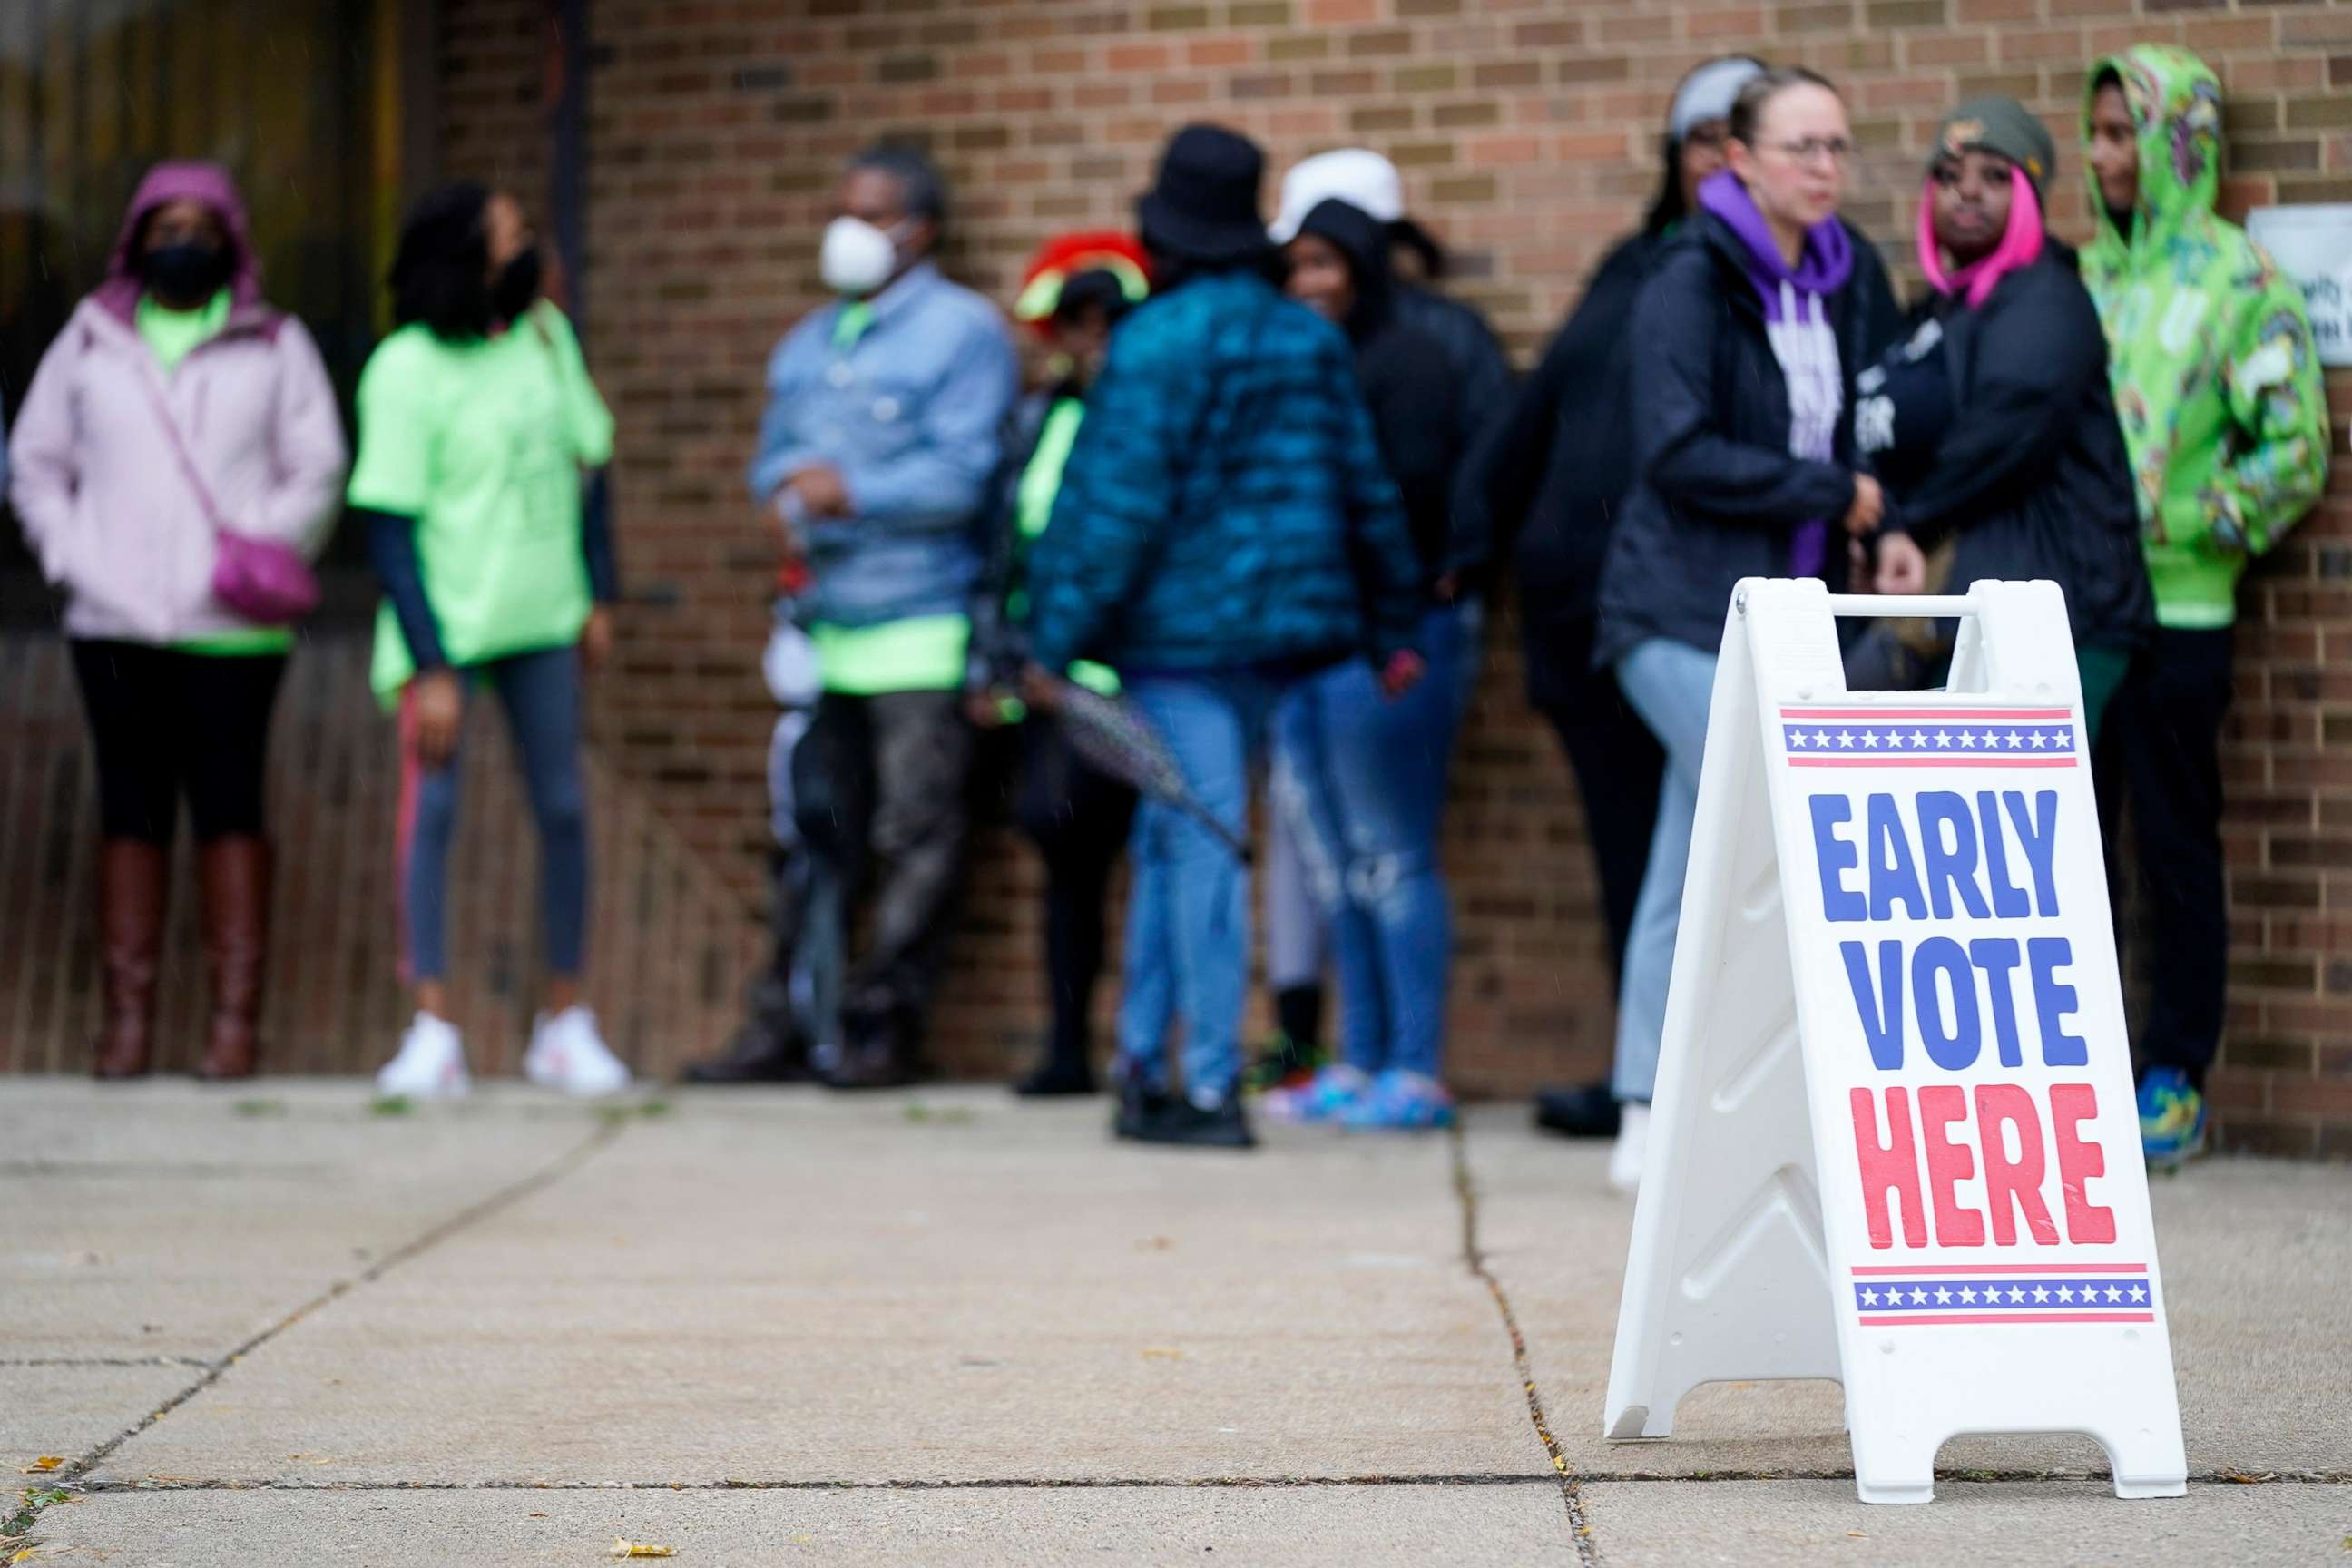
[7,162,348,644]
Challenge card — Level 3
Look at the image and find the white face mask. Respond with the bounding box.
[819,215,906,297]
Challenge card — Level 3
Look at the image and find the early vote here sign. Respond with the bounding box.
[1781,702,2156,1328]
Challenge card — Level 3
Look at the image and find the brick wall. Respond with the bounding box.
[501,0,2347,1150]
[0,632,760,1077]
[13,0,2344,1152]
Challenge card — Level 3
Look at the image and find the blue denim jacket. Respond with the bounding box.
[749,263,1017,629]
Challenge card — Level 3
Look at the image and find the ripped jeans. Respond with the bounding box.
[1272,601,1476,1081]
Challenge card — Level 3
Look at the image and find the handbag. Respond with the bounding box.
[134,358,320,625]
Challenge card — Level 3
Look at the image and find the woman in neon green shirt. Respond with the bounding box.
[349,184,629,1100]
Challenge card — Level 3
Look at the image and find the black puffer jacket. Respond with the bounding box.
[1594,210,1903,667]
[1870,245,2152,652]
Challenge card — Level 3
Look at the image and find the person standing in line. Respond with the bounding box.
[357,182,631,1100]
[1594,66,1900,1191]
[969,232,1151,1098]
[2079,47,2330,1164]
[1258,148,1514,1103]
[681,559,828,1085]
[1264,196,1467,1132]
[1465,55,1762,1142]
[1247,814,1331,1093]
[1268,149,1514,552]
[748,146,1018,1090]
[1848,98,2152,733]
[9,161,347,1081]
[1024,124,1427,1151]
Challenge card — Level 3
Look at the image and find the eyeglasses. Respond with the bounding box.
[1758,137,1857,168]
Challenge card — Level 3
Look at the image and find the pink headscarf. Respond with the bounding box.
[1916,164,2043,309]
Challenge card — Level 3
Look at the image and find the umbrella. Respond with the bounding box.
[1051,680,1255,865]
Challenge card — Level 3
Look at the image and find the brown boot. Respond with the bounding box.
[198,838,270,1081]
[94,839,168,1080]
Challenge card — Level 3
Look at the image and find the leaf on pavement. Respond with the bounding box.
[611,1539,677,1559]
[16,1460,61,1475]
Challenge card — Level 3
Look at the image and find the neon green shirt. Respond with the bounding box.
[812,614,970,696]
[137,289,230,374]
[140,290,295,659]
[349,302,613,703]
[808,288,965,698]
[1013,397,1117,701]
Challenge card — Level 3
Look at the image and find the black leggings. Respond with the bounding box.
[70,641,288,845]
[1016,715,1138,1072]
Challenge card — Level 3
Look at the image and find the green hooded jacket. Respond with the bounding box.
[2080,46,2331,630]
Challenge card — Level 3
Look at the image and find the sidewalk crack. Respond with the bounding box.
[57,1116,625,1486]
[1450,1122,1599,1565]
[81,1474,1567,1493]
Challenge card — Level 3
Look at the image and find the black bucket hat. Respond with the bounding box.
[1137,123,1269,265]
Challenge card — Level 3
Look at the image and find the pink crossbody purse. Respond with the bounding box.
[133,355,321,625]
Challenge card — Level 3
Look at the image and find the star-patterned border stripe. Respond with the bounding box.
[1849,1261,2154,1326]
[1778,706,2080,769]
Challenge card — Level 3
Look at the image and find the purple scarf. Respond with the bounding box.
[1698,170,1855,313]
[1698,171,1853,578]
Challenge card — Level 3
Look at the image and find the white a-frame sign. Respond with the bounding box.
[1604,579,2186,1505]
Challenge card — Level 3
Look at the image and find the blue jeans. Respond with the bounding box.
[1117,671,1289,1106]
[399,646,590,984]
[1610,638,1719,1103]
[1273,603,1475,1080]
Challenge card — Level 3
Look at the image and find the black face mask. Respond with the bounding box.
[143,241,231,304]
[491,246,543,323]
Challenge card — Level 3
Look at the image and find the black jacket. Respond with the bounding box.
[1466,230,1666,654]
[1594,211,1903,667]
[1876,246,2151,652]
[1395,283,1514,580]
[1300,200,1466,583]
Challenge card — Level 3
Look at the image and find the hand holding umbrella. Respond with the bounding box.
[1021,665,1255,865]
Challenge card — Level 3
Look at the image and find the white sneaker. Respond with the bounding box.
[377,1013,472,1100]
[1607,1102,1651,1195]
[524,1006,632,1097]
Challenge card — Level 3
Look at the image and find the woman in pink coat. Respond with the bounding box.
[8,162,348,1081]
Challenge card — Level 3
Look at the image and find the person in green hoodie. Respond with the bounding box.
[2081,45,2331,1166]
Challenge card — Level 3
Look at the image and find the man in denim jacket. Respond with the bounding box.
[749,145,1017,1089]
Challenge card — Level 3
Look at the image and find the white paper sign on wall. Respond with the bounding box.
[1603,578,2187,1506]
[2249,204,2352,369]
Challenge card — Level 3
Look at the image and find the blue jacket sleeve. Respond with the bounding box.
[362,506,448,671]
[582,468,619,603]
[748,325,822,505]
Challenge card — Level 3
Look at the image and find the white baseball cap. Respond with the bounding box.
[1268,148,1405,244]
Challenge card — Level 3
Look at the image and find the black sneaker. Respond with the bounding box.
[1014,1060,1097,1099]
[1126,1095,1257,1150]
[1113,1077,1174,1141]
[1533,1081,1621,1139]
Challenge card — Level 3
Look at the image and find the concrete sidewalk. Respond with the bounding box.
[3,1081,2346,1565]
